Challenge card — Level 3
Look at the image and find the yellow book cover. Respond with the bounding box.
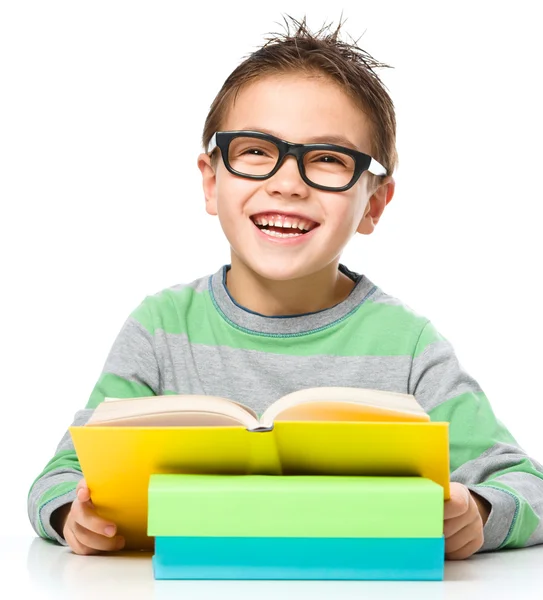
[69,387,450,550]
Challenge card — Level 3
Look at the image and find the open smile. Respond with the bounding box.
[250,212,320,245]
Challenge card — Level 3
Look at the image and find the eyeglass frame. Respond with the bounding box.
[207,130,387,192]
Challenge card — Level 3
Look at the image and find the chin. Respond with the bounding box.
[242,257,320,283]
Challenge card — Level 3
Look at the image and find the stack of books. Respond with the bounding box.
[69,385,450,579]
[148,474,445,580]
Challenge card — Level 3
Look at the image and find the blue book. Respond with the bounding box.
[153,536,445,580]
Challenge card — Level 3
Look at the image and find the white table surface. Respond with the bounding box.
[2,535,543,600]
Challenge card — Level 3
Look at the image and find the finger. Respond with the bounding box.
[72,520,125,553]
[76,483,92,505]
[446,533,485,561]
[76,479,90,498]
[72,498,117,538]
[443,508,479,539]
[445,521,484,555]
[64,521,100,556]
[444,484,471,520]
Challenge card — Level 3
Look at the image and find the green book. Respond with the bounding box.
[148,474,444,538]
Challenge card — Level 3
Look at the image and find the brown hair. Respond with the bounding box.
[202,15,398,191]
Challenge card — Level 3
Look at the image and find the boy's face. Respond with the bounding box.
[198,73,394,282]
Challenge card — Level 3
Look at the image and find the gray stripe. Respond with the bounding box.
[54,409,94,451]
[494,471,543,547]
[450,442,538,484]
[101,316,160,394]
[409,338,484,411]
[33,474,80,546]
[464,484,517,552]
[154,331,413,414]
[369,287,416,308]
[168,274,209,295]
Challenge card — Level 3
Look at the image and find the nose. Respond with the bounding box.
[264,155,310,198]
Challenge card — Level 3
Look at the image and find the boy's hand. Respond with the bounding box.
[62,479,125,555]
[444,482,490,560]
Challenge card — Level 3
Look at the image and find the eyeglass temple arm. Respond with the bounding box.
[369,158,387,176]
[207,133,217,154]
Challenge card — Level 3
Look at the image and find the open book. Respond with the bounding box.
[70,386,449,550]
[85,386,430,431]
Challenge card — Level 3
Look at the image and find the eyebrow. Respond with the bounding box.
[240,127,361,151]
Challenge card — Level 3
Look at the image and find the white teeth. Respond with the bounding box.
[260,229,303,238]
[253,215,315,230]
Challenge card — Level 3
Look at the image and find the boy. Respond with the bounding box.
[28,16,543,561]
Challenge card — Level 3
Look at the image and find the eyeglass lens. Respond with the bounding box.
[227,136,356,188]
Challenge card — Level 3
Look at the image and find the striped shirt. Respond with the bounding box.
[28,263,543,551]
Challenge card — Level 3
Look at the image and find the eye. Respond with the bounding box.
[311,153,349,167]
[320,155,341,163]
[229,137,278,160]
[241,147,268,156]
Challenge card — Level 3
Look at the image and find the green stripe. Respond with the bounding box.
[428,392,518,471]
[43,449,81,473]
[133,289,430,356]
[414,320,448,356]
[85,372,158,409]
[28,449,81,497]
[39,480,79,509]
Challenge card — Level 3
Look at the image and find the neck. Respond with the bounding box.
[225,255,355,316]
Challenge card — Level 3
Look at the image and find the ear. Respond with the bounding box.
[197,153,218,216]
[357,176,395,235]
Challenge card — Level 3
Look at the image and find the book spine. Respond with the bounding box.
[248,425,274,432]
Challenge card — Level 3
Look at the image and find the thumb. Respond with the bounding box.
[444,482,470,519]
[76,479,92,504]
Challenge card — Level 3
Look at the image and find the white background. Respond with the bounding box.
[1,1,542,538]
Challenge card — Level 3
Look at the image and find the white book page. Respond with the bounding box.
[86,411,251,428]
[259,386,428,428]
[90,394,260,428]
[104,394,258,416]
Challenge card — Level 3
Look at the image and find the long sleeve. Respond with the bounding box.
[27,301,160,545]
[408,320,543,552]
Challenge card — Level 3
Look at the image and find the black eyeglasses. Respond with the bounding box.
[207,130,387,192]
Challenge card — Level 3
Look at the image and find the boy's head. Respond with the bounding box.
[198,16,397,283]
